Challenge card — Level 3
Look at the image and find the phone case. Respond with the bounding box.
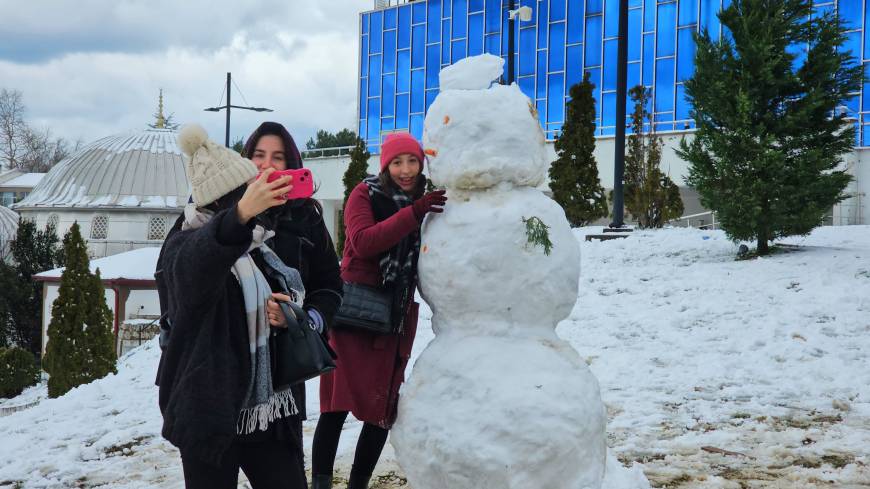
[266,168,314,200]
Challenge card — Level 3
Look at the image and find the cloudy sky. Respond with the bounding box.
[0,0,374,148]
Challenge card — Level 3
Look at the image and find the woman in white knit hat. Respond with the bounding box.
[155,124,310,489]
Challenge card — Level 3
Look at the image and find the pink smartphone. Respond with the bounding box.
[265,168,314,200]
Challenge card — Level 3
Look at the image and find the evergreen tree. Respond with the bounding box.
[624,85,684,228]
[336,137,371,256]
[549,72,609,227]
[42,222,116,398]
[677,0,862,254]
[305,128,359,156]
[0,219,63,355]
[231,137,245,155]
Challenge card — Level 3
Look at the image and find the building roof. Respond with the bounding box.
[13,129,190,211]
[0,206,19,260]
[0,172,45,189]
[34,246,159,285]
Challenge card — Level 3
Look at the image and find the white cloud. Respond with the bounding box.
[0,0,373,147]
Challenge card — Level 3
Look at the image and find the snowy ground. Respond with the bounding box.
[0,226,868,488]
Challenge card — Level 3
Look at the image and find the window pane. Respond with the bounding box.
[469,13,484,55]
[519,76,534,99]
[381,117,395,132]
[628,62,640,92]
[700,0,720,39]
[398,6,411,49]
[444,0,452,17]
[587,0,603,15]
[567,44,583,90]
[842,30,861,66]
[369,55,382,96]
[585,67,602,112]
[549,22,566,71]
[396,94,410,129]
[602,91,616,128]
[676,27,695,81]
[469,0,484,13]
[361,38,369,76]
[359,120,366,141]
[453,0,468,38]
[520,27,536,75]
[428,1,441,42]
[538,1,549,46]
[385,8,397,29]
[537,51,547,98]
[567,0,583,44]
[655,57,675,112]
[411,70,425,112]
[676,83,691,120]
[410,114,424,140]
[547,73,565,122]
[605,0,619,38]
[412,26,425,68]
[442,22,451,63]
[551,0,567,21]
[367,100,380,138]
[382,75,395,117]
[485,0,501,33]
[398,50,411,92]
[537,100,546,126]
[603,40,617,90]
[384,31,397,73]
[360,79,368,118]
[371,12,383,53]
[485,33,501,55]
[426,90,438,111]
[452,39,468,62]
[585,16,602,66]
[656,3,676,57]
[643,33,654,84]
[426,45,440,88]
[413,2,427,23]
[643,0,655,31]
[629,8,641,61]
[679,0,697,26]
[362,13,369,35]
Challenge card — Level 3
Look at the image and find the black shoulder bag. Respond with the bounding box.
[270,300,337,390]
[332,282,396,334]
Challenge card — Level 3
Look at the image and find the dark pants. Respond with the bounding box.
[311,410,389,479]
[181,438,307,489]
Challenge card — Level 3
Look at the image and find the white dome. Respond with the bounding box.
[0,206,18,260]
[13,128,189,211]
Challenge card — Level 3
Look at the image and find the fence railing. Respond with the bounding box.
[301,146,356,159]
[671,210,718,230]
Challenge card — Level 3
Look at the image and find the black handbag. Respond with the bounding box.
[332,282,396,334]
[270,299,337,390]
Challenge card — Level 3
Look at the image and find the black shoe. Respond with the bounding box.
[311,474,332,489]
[346,469,371,489]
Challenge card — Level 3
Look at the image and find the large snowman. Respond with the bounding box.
[391,54,608,489]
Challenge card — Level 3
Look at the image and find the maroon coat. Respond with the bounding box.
[319,182,421,429]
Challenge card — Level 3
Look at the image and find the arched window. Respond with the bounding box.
[147,216,167,240]
[90,215,109,240]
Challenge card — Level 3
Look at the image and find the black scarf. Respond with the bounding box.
[363,175,421,329]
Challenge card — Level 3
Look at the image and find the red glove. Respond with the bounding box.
[412,190,448,221]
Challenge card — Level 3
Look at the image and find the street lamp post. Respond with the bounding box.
[505,4,533,85]
[610,0,629,229]
[204,72,274,147]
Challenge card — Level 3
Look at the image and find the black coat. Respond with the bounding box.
[156,206,256,466]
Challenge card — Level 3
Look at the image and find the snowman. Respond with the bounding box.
[390,54,608,489]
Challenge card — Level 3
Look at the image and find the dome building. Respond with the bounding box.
[13,128,189,258]
[0,205,18,262]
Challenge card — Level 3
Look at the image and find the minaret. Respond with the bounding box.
[154,89,166,129]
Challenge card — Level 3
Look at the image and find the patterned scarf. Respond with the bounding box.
[182,204,301,434]
[363,176,421,330]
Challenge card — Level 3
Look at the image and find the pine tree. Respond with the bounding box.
[624,85,684,228]
[0,219,63,355]
[42,222,116,398]
[336,137,371,256]
[549,72,609,227]
[677,0,862,254]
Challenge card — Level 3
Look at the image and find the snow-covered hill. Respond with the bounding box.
[0,226,867,488]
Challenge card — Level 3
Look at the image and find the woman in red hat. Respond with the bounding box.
[310,132,447,489]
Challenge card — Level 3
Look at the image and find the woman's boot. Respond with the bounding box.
[311,474,332,489]
[345,466,371,489]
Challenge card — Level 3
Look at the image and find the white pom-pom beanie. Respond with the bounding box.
[177,124,258,207]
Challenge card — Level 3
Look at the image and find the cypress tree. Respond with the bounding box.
[336,137,371,256]
[549,72,609,227]
[42,222,116,398]
[624,85,684,228]
[677,0,862,254]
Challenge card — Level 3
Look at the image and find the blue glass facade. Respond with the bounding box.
[359,0,867,152]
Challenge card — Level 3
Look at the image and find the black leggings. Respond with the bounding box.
[311,411,389,478]
[181,438,307,489]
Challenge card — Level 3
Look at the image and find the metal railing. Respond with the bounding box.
[301,145,356,159]
[671,210,718,230]
[373,0,419,8]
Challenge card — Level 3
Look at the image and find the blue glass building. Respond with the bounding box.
[358,0,867,153]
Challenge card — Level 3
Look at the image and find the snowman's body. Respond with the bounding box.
[391,55,607,489]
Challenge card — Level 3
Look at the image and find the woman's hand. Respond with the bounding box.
[266,292,293,328]
[237,168,293,224]
[412,189,448,221]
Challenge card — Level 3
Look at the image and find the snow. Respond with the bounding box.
[0,227,868,487]
[438,53,505,91]
[35,247,160,281]
[2,173,45,188]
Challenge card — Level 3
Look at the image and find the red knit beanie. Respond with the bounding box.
[380,132,425,172]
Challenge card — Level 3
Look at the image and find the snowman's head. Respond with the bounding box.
[422,54,549,190]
